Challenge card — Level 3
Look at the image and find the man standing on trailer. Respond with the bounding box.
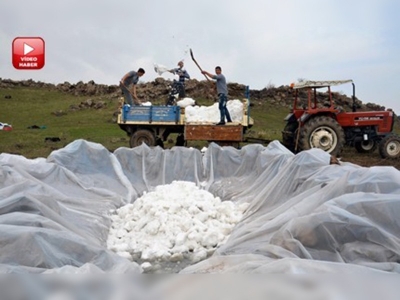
[202,66,232,125]
[120,68,145,106]
[169,60,190,98]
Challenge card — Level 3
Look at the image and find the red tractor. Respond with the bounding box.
[282,80,400,158]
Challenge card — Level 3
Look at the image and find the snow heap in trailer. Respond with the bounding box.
[181,98,245,124]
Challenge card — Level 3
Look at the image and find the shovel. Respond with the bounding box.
[190,48,211,82]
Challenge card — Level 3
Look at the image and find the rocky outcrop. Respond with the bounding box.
[0,77,387,113]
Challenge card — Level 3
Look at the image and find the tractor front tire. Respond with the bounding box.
[378,134,400,159]
[355,140,378,153]
[298,116,345,156]
[130,129,156,148]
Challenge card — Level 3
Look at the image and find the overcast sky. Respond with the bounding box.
[1,0,399,112]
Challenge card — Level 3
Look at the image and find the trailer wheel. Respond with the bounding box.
[378,134,400,159]
[355,140,377,153]
[130,129,156,148]
[298,116,345,156]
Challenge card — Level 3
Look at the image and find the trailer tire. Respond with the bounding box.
[130,129,156,148]
[355,140,377,153]
[298,116,345,156]
[378,134,400,159]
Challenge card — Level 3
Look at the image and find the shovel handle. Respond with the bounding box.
[190,49,211,82]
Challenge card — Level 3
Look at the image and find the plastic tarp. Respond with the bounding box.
[1,139,400,280]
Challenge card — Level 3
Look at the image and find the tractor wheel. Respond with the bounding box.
[130,129,156,148]
[298,116,345,156]
[355,140,377,153]
[282,122,298,152]
[378,134,400,159]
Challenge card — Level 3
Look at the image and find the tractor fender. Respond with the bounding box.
[299,113,311,123]
[284,113,296,122]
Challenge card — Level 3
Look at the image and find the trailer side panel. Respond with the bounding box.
[185,124,243,141]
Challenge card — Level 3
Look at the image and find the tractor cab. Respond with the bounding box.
[289,79,354,121]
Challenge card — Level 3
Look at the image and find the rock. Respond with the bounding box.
[52,110,67,116]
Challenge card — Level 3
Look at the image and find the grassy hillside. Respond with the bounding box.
[0,87,128,158]
[0,86,289,158]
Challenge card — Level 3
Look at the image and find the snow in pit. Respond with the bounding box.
[107,181,249,273]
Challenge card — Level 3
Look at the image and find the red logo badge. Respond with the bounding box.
[12,37,45,70]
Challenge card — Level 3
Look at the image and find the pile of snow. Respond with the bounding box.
[107,181,248,273]
[177,97,195,108]
[185,99,244,123]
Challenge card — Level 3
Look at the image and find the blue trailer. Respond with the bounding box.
[117,100,253,148]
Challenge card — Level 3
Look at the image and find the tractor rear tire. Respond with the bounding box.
[378,134,400,159]
[298,116,345,156]
[282,122,298,152]
[130,129,156,148]
[355,140,377,153]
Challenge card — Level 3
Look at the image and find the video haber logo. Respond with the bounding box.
[12,37,45,70]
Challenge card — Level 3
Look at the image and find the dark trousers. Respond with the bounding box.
[218,93,232,123]
[173,81,186,98]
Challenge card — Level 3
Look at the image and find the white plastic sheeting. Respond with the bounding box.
[1,139,400,279]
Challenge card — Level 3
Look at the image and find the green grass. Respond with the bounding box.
[245,101,289,141]
[0,87,129,158]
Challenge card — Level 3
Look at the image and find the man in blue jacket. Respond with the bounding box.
[169,61,190,98]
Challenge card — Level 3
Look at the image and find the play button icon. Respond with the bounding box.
[12,37,45,70]
[23,43,35,55]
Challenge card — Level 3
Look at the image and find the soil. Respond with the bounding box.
[339,146,400,170]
